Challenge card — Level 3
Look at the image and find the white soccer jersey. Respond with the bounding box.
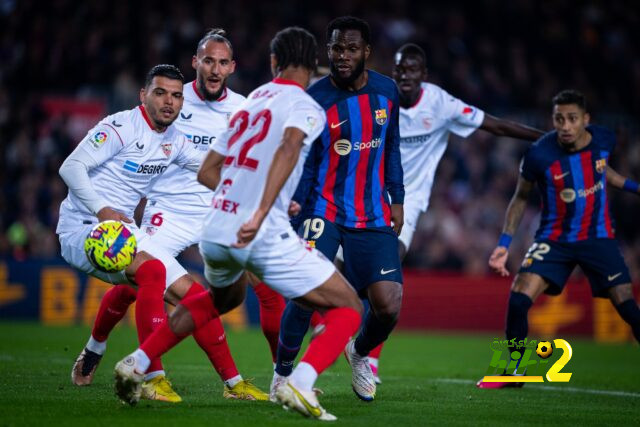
[400,82,485,212]
[201,78,326,246]
[56,105,202,233]
[146,82,245,214]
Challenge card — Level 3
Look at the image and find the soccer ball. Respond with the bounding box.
[84,221,137,273]
[536,341,553,359]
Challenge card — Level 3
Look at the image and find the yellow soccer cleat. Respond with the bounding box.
[276,381,337,421]
[223,379,269,401]
[141,375,182,403]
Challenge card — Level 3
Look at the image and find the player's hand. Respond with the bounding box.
[97,207,133,224]
[390,204,404,235]
[288,201,301,217]
[489,246,510,277]
[232,211,264,248]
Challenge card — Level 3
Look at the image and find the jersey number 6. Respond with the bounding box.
[225,109,272,171]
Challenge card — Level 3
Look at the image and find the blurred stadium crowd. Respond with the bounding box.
[1,0,639,277]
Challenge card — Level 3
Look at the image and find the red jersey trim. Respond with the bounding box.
[409,88,424,109]
[272,78,304,90]
[192,80,228,102]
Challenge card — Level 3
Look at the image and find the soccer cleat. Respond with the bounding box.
[71,348,103,386]
[141,375,182,402]
[114,356,144,405]
[270,372,289,403]
[344,339,376,401]
[223,379,268,401]
[369,361,381,385]
[476,374,525,389]
[276,381,337,421]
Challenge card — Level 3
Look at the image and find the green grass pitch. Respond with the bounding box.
[0,322,638,426]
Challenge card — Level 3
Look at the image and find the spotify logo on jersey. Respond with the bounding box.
[334,139,352,156]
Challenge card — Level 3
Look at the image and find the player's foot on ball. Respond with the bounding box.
[71,348,103,386]
[142,375,182,402]
[476,374,525,389]
[269,372,289,403]
[275,381,337,421]
[369,361,381,385]
[114,356,144,405]
[223,378,268,401]
[344,339,376,401]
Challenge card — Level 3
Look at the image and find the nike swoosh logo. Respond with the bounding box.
[554,172,570,180]
[289,384,321,417]
[330,119,348,129]
[111,120,122,127]
[380,268,397,275]
[608,272,622,281]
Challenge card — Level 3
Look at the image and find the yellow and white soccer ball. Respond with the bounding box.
[536,341,553,359]
[84,220,137,273]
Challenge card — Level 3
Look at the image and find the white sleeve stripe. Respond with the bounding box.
[103,123,124,146]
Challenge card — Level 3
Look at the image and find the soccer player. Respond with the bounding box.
[364,43,545,383]
[273,16,403,402]
[57,64,201,398]
[477,90,640,388]
[70,30,271,401]
[114,27,363,421]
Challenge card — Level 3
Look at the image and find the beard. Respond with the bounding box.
[198,74,226,101]
[329,58,365,88]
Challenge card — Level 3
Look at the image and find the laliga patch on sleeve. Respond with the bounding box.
[88,129,110,150]
[306,115,318,132]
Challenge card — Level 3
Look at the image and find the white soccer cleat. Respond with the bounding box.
[269,371,289,403]
[275,381,337,421]
[344,339,376,401]
[114,355,144,405]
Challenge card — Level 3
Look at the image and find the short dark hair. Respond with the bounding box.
[326,16,370,44]
[397,43,427,67]
[144,64,184,88]
[270,27,317,71]
[552,90,587,111]
[197,28,233,57]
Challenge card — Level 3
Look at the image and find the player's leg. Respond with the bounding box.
[248,233,362,420]
[273,216,341,390]
[162,269,267,400]
[340,226,403,401]
[114,242,245,405]
[478,240,573,389]
[609,284,640,343]
[577,238,639,343]
[72,284,137,385]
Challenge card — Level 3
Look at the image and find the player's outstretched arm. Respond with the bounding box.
[480,114,545,141]
[489,176,534,276]
[197,150,226,191]
[605,166,640,195]
[233,127,306,248]
[59,148,132,223]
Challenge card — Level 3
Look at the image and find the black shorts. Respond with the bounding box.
[297,215,403,296]
[518,238,631,298]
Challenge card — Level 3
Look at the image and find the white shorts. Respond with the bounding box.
[398,201,423,250]
[58,222,187,288]
[140,203,204,257]
[199,230,334,300]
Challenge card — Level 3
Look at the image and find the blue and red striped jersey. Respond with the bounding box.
[520,125,615,242]
[293,70,404,228]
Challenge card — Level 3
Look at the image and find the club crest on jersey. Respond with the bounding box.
[595,158,606,173]
[89,130,109,149]
[375,109,387,125]
[161,143,172,157]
